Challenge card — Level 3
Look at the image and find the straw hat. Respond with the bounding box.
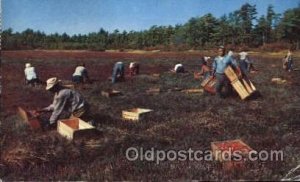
[46,77,60,90]
[25,63,31,68]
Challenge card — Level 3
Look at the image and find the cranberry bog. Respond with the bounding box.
[1,50,300,180]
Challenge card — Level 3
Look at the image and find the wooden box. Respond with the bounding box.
[17,107,41,130]
[271,78,287,84]
[63,84,75,89]
[182,88,204,94]
[224,66,239,82]
[146,88,161,95]
[231,79,256,100]
[101,89,122,98]
[201,76,216,94]
[211,139,253,162]
[122,108,153,121]
[57,118,97,140]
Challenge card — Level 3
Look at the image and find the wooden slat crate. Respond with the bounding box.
[201,76,216,94]
[211,139,253,162]
[101,90,122,98]
[182,88,204,94]
[17,107,41,130]
[122,108,153,121]
[231,79,250,100]
[57,118,97,140]
[146,88,161,95]
[224,66,239,82]
[63,84,75,89]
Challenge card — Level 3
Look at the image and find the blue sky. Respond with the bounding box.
[2,0,299,35]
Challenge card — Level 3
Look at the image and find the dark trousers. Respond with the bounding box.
[26,78,39,86]
[215,73,232,98]
[72,75,83,84]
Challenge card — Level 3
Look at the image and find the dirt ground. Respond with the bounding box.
[1,50,299,180]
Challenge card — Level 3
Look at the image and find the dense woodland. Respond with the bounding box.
[2,3,300,51]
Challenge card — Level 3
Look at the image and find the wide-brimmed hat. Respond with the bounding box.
[25,63,31,68]
[46,77,60,90]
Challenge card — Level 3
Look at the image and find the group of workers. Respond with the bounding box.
[23,46,294,130]
[25,61,140,129]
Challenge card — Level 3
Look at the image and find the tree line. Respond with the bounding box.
[2,3,300,51]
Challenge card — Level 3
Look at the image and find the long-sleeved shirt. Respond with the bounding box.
[24,67,37,80]
[44,88,87,124]
[212,55,237,74]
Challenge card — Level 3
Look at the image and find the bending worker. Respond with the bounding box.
[38,77,93,129]
[72,63,90,84]
[112,61,125,83]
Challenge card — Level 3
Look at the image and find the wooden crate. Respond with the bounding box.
[271,78,287,84]
[224,66,239,82]
[152,73,160,77]
[201,76,216,94]
[122,108,153,121]
[57,118,97,140]
[231,79,251,100]
[17,107,41,130]
[63,84,75,89]
[211,139,253,162]
[182,88,204,94]
[146,88,161,95]
[101,90,122,98]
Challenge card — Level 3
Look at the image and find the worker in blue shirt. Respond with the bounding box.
[212,46,240,98]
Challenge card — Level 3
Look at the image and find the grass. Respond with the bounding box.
[0,50,300,180]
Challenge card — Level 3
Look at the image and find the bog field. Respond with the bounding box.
[1,50,300,180]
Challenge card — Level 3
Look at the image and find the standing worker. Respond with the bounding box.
[112,61,125,83]
[72,63,90,84]
[24,63,39,87]
[212,46,241,98]
[286,50,294,72]
[37,77,93,129]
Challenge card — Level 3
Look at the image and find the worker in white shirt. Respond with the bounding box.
[24,63,39,86]
[129,62,140,76]
[72,63,90,84]
[174,63,185,73]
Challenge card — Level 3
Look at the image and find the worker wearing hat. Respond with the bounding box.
[38,77,93,129]
[24,63,39,86]
[212,46,240,98]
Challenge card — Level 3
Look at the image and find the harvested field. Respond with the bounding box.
[1,50,300,180]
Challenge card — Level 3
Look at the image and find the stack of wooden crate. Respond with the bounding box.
[224,66,256,100]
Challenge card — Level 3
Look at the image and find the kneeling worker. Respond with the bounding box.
[38,77,93,129]
[112,61,125,83]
